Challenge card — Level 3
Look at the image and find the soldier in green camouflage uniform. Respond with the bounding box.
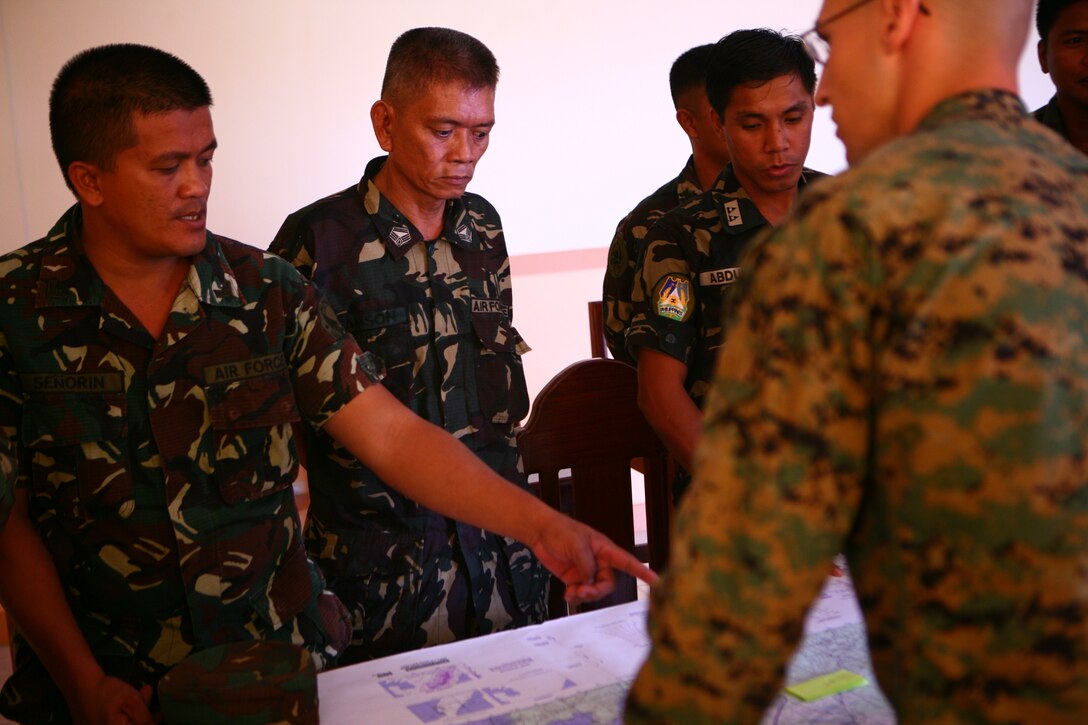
[0,43,655,725]
[627,30,822,498]
[628,1,1088,722]
[272,156,548,662]
[0,205,367,724]
[271,28,548,664]
[602,44,731,364]
[1033,0,1088,154]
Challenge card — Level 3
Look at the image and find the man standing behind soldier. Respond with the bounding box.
[627,29,822,498]
[271,28,548,664]
[1034,0,1088,154]
[602,44,731,364]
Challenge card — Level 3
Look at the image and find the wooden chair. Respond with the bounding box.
[518,358,671,618]
[587,300,607,359]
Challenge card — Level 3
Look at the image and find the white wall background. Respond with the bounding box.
[0,0,1057,401]
[0,0,1054,257]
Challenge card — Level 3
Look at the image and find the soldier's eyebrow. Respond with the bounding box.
[427,116,495,129]
[731,101,810,123]
[149,139,218,165]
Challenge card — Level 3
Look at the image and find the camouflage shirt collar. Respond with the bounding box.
[358,155,478,260]
[35,204,244,310]
[35,205,107,307]
[676,155,702,205]
[917,89,1028,134]
[708,164,824,236]
[186,233,245,308]
[1032,95,1067,138]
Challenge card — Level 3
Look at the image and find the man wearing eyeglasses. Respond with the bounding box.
[628,0,1088,723]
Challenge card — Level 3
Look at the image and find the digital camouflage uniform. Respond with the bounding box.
[627,90,1088,724]
[271,156,548,664]
[602,156,702,364]
[626,164,822,498]
[0,206,377,722]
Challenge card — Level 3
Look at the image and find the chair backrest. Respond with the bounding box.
[587,300,607,359]
[518,358,671,618]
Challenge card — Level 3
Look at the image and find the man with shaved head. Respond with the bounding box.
[628,0,1088,722]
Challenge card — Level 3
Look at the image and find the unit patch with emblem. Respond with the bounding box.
[653,274,693,322]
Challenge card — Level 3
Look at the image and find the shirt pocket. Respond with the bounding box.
[350,306,414,402]
[20,392,133,521]
[470,313,530,428]
[206,369,302,505]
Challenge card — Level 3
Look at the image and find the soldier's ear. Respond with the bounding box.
[675,108,699,141]
[1037,38,1050,75]
[371,100,395,153]
[879,0,925,54]
[68,162,105,207]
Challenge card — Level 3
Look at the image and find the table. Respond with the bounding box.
[317,567,896,724]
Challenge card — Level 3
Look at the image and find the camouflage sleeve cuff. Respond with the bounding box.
[625,318,695,365]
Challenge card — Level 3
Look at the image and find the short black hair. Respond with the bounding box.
[49,43,212,193]
[381,27,499,105]
[668,44,716,109]
[706,29,817,117]
[1036,0,1081,40]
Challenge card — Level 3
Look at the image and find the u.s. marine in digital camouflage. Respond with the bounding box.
[0,205,376,722]
[627,89,1088,723]
[602,156,702,364]
[271,155,548,663]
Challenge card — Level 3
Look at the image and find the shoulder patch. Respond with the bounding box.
[652,274,694,322]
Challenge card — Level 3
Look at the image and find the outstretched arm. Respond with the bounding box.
[323,385,659,602]
[0,488,154,725]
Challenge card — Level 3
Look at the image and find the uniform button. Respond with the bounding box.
[229,408,240,421]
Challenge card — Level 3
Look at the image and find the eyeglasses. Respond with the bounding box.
[801,0,929,66]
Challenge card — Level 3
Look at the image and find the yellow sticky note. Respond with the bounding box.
[785,669,868,702]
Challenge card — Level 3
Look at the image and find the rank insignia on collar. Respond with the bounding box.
[456,224,473,243]
[389,226,413,247]
[724,199,743,227]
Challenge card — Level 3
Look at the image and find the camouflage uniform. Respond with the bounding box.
[270,156,548,664]
[602,156,702,364]
[626,165,822,499]
[0,205,376,722]
[627,90,1088,723]
[626,164,823,411]
[1033,94,1071,144]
